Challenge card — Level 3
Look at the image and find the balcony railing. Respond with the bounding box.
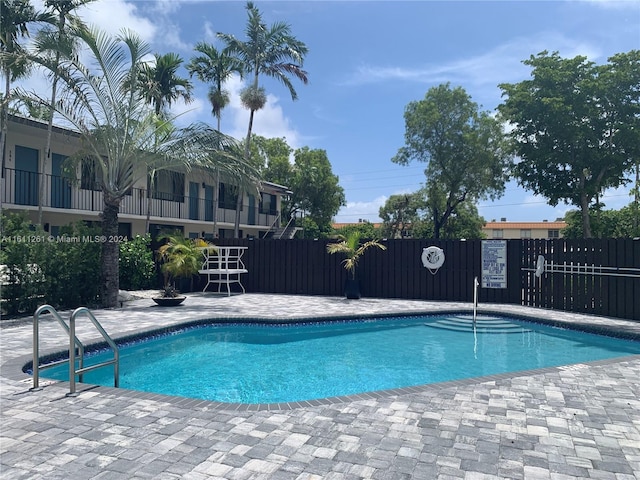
[1,168,278,227]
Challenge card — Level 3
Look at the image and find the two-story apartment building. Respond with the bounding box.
[2,114,290,239]
[482,219,566,239]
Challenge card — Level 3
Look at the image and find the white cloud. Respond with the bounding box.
[224,76,303,148]
[75,0,156,41]
[339,31,607,109]
[342,30,605,88]
[335,195,389,223]
[579,0,640,9]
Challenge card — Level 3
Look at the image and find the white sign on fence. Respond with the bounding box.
[482,240,507,289]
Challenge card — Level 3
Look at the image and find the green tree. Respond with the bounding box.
[498,50,640,238]
[392,83,510,239]
[219,1,308,237]
[289,147,345,237]
[255,135,294,219]
[187,42,242,131]
[414,192,485,239]
[119,234,155,290]
[332,221,381,241]
[138,52,193,117]
[19,27,258,307]
[35,0,95,226]
[379,193,423,238]
[563,204,640,239]
[326,230,386,280]
[0,0,52,177]
[187,42,245,235]
[255,135,293,181]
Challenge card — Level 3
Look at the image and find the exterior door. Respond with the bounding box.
[189,182,199,220]
[51,153,71,208]
[15,145,39,206]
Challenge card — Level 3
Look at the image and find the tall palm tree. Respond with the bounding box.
[218,1,308,237]
[136,52,193,233]
[138,52,193,117]
[187,42,243,131]
[19,27,259,307]
[0,0,52,184]
[187,42,243,234]
[34,0,95,226]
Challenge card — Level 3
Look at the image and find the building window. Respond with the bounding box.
[492,229,503,239]
[152,170,184,202]
[548,229,560,238]
[520,229,531,238]
[80,157,103,191]
[218,183,239,210]
[260,193,277,215]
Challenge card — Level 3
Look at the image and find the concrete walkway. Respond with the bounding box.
[1,293,639,479]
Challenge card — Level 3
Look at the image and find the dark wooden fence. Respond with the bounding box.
[211,238,640,321]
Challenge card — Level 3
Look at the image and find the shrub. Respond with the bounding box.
[0,213,50,315]
[1,214,102,315]
[119,234,155,290]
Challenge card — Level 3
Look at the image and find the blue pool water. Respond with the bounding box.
[39,315,640,404]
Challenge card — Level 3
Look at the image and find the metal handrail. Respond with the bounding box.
[262,212,282,238]
[68,307,119,395]
[473,276,479,324]
[32,305,85,391]
[276,213,298,239]
[523,260,640,279]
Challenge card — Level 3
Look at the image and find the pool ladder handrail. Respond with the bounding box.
[32,305,119,395]
[473,276,479,324]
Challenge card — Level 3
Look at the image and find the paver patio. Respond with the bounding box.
[1,293,639,479]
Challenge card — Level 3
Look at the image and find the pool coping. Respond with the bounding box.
[5,305,640,411]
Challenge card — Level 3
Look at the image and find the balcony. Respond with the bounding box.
[1,168,278,228]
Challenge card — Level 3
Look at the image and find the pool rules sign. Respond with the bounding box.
[481,240,507,288]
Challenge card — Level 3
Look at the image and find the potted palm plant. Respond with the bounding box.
[326,231,386,299]
[153,233,215,306]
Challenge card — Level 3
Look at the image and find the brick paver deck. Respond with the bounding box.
[1,293,639,479]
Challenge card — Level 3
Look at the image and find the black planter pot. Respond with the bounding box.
[344,278,361,299]
[152,296,186,306]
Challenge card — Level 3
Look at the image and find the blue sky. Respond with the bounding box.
[26,0,640,223]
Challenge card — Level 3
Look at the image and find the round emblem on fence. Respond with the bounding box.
[421,246,445,274]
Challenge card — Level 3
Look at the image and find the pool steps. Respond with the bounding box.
[425,315,531,334]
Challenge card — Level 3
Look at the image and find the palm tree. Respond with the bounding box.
[327,231,386,299]
[19,27,259,307]
[136,52,193,233]
[187,42,242,131]
[156,232,213,297]
[326,231,387,281]
[187,42,243,235]
[218,1,309,237]
[138,52,193,117]
[0,0,52,186]
[35,0,95,226]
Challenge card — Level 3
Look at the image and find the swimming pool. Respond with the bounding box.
[38,314,640,404]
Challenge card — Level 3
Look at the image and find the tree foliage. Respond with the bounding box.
[392,83,510,238]
[218,1,308,237]
[187,42,243,130]
[1,0,53,173]
[378,193,423,238]
[18,27,258,307]
[562,203,640,239]
[255,137,345,237]
[288,147,345,237]
[498,50,640,238]
[138,52,193,117]
[326,231,386,280]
